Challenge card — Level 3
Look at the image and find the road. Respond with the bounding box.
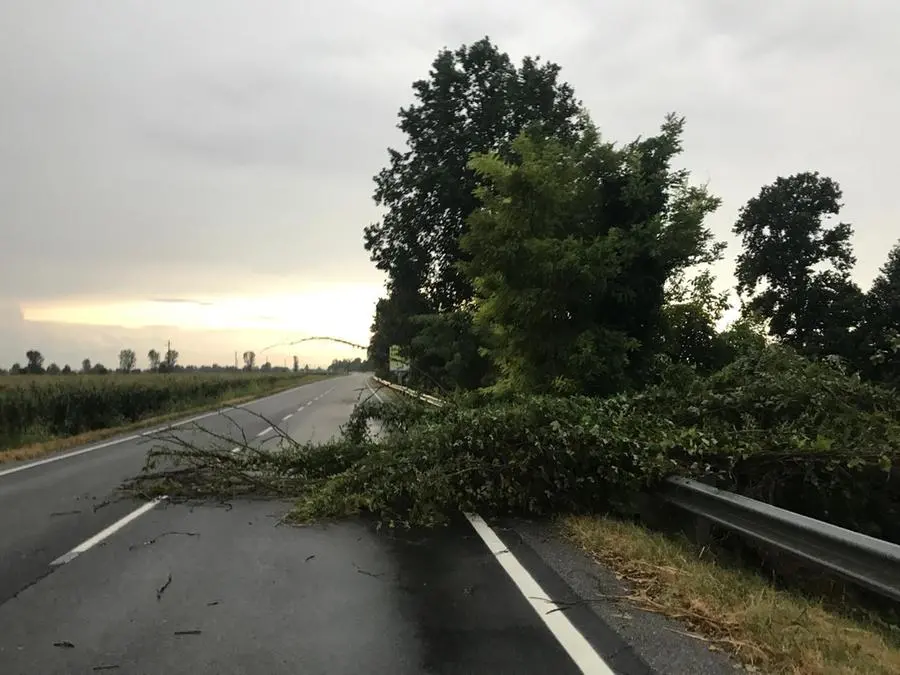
[0,372,738,674]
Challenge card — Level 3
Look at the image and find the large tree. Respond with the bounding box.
[147,349,160,372]
[460,116,722,395]
[364,37,585,372]
[860,240,900,384]
[733,172,864,360]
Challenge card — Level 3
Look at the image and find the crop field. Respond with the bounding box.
[0,372,330,452]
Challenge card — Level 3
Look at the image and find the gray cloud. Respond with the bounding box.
[1,0,899,364]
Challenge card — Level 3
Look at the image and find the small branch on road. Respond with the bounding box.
[156,573,173,601]
[129,531,199,550]
[353,562,384,579]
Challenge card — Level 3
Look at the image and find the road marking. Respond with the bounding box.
[366,382,384,403]
[0,380,331,479]
[464,513,615,675]
[256,426,273,438]
[230,446,241,454]
[51,499,164,566]
[282,413,293,421]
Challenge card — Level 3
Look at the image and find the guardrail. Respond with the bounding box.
[369,376,900,602]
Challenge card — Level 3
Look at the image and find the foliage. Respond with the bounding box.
[460,117,723,395]
[147,349,160,372]
[364,36,585,315]
[242,351,256,371]
[406,310,493,392]
[364,37,585,382]
[733,172,865,361]
[0,372,324,452]
[134,347,899,541]
[661,269,732,373]
[859,240,900,386]
[118,349,137,373]
[25,350,45,375]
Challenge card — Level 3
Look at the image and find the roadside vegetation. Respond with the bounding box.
[0,372,334,458]
[128,36,900,673]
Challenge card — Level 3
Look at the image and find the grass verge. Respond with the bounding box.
[0,374,335,465]
[563,515,900,675]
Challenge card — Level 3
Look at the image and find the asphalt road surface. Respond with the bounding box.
[0,372,738,674]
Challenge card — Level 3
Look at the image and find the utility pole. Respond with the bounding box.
[234,351,238,370]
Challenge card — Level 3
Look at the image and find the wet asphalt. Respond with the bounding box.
[0,372,739,674]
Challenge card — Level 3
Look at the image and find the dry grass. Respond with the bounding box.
[564,515,900,675]
[0,374,334,464]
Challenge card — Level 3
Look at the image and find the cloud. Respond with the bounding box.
[1,0,898,363]
[153,298,213,306]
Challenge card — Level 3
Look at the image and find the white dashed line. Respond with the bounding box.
[282,413,293,421]
[230,446,241,454]
[51,499,165,567]
[256,426,273,438]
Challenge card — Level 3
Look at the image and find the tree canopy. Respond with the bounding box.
[460,116,722,395]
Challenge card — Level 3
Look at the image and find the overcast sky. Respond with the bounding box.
[1,1,898,368]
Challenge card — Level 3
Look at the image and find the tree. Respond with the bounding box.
[61,364,72,375]
[46,362,61,375]
[25,350,44,374]
[81,358,91,374]
[733,172,864,360]
[363,37,586,384]
[859,239,900,384]
[292,355,299,373]
[10,363,22,375]
[661,270,733,373]
[460,116,723,395]
[118,349,137,373]
[242,351,256,371]
[91,362,109,375]
[147,349,160,372]
[406,311,493,391]
[163,348,178,370]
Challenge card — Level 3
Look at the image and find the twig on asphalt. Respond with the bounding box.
[156,573,173,600]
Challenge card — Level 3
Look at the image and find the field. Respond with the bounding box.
[0,372,332,454]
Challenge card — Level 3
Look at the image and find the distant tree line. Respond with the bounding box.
[326,357,372,374]
[1,346,334,376]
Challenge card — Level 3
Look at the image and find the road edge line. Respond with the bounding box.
[464,512,616,675]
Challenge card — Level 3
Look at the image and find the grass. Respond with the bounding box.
[564,515,900,675]
[0,373,336,464]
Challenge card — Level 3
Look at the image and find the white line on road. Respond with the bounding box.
[0,380,331,479]
[50,499,165,567]
[282,413,293,421]
[256,426,273,438]
[230,446,241,454]
[464,513,615,675]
